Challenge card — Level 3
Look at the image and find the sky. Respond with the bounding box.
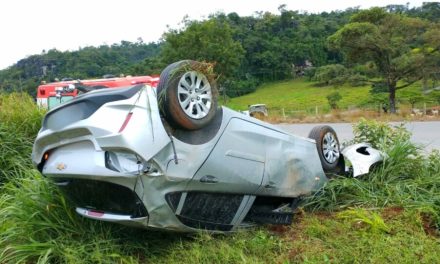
[0,0,428,70]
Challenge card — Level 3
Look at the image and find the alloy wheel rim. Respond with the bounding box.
[322,132,340,164]
[177,71,212,119]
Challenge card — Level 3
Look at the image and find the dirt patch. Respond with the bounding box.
[381,206,404,220]
[310,210,334,220]
[420,213,439,237]
[267,224,290,234]
[267,209,306,236]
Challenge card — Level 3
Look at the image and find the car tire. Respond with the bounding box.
[157,60,218,130]
[308,125,343,175]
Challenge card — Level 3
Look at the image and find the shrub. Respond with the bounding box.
[303,67,316,81]
[350,118,411,150]
[326,91,342,109]
[347,73,368,87]
[225,76,260,97]
[313,64,348,86]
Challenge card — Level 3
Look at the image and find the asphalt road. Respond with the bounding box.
[276,121,440,152]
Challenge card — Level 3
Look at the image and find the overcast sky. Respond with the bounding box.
[0,0,427,70]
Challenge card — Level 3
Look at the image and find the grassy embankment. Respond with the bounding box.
[226,78,439,122]
[0,93,439,263]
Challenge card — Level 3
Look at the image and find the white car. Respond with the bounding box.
[32,60,382,232]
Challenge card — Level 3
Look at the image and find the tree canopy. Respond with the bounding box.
[328,7,440,113]
[161,18,245,80]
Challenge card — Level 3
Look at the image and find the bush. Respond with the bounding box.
[326,91,342,109]
[313,64,348,86]
[347,73,368,87]
[350,118,411,150]
[225,76,260,98]
[303,67,316,81]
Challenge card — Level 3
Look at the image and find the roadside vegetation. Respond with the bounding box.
[0,93,439,263]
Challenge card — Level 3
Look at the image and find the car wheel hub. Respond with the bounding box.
[322,132,339,164]
[177,71,212,119]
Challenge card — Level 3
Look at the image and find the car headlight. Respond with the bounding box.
[105,151,162,176]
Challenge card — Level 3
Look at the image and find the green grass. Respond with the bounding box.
[225,78,429,113]
[0,92,44,138]
[0,93,44,182]
[0,93,439,263]
[226,79,368,112]
[283,208,439,263]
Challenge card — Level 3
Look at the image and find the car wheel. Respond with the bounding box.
[308,125,343,175]
[157,60,218,130]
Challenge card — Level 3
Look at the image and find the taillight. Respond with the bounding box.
[105,150,162,176]
[37,151,50,173]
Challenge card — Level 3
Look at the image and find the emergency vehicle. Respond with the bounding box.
[36,75,159,110]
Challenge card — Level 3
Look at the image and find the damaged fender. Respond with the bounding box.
[342,143,384,177]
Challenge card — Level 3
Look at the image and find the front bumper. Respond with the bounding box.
[342,143,384,177]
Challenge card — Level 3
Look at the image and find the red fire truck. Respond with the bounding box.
[36,75,159,110]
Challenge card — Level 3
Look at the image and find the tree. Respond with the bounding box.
[161,19,245,81]
[328,8,440,113]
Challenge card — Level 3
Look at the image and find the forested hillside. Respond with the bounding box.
[0,2,439,100]
[0,41,161,96]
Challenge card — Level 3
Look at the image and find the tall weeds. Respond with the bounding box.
[0,93,44,137]
[0,171,131,263]
[0,93,44,182]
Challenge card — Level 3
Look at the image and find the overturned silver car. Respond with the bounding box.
[32,61,382,232]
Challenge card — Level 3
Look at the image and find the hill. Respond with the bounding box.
[226,78,436,118]
[226,79,371,112]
